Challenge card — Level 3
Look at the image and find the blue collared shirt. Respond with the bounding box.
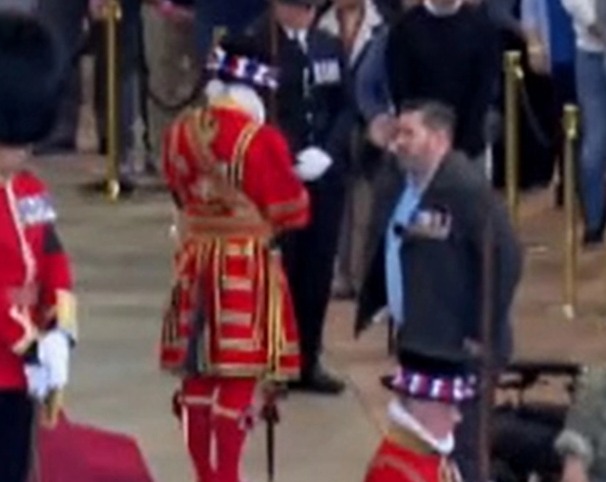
[385,179,422,327]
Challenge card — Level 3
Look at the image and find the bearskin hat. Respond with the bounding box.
[0,11,66,146]
[206,34,278,93]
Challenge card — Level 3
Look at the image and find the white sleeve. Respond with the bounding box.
[521,0,540,30]
[560,0,597,27]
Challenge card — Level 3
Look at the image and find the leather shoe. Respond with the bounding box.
[288,365,345,395]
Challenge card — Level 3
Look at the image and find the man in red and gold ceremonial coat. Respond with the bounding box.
[160,36,318,482]
[0,11,76,482]
[365,341,477,482]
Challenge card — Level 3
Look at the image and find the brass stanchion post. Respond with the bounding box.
[504,51,523,228]
[562,104,579,319]
[103,0,122,201]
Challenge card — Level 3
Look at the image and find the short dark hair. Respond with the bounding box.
[398,99,457,136]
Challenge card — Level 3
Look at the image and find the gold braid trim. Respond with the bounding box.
[213,404,242,420]
[231,121,259,188]
[386,425,435,455]
[265,249,284,380]
[266,192,309,219]
[181,395,214,407]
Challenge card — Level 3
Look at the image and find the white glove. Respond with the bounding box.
[372,306,391,325]
[25,364,51,401]
[295,147,333,181]
[38,330,71,391]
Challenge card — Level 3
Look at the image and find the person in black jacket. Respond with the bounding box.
[385,0,499,161]
[248,0,351,395]
[193,0,265,56]
[355,99,523,482]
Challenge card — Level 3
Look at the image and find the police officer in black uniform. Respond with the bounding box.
[248,0,351,395]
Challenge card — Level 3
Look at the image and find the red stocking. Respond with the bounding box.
[213,378,257,482]
[182,376,217,482]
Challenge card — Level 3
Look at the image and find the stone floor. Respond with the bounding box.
[31,148,606,481]
[33,156,380,482]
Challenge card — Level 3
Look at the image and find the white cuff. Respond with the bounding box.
[555,429,594,467]
[295,146,332,181]
[39,329,70,390]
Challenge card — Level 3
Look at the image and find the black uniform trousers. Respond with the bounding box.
[91,0,142,166]
[36,0,89,147]
[454,398,481,482]
[281,174,345,375]
[0,391,34,482]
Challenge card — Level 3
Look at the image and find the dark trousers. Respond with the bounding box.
[281,176,345,374]
[37,0,89,146]
[454,398,481,482]
[193,0,265,57]
[551,63,577,196]
[91,0,142,167]
[0,391,34,482]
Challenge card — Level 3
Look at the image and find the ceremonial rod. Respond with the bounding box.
[263,4,281,481]
[503,51,523,228]
[562,104,579,320]
[104,0,122,201]
[478,219,495,482]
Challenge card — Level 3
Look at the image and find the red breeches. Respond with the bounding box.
[179,376,256,482]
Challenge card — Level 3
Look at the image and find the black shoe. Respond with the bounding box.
[582,228,604,247]
[98,137,107,156]
[79,176,137,197]
[554,183,563,209]
[288,365,346,395]
[331,284,356,300]
[143,161,159,176]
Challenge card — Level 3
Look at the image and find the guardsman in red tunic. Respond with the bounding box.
[0,11,76,482]
[160,36,316,482]
[365,343,477,482]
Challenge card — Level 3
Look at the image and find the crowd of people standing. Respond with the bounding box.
[4,0,606,481]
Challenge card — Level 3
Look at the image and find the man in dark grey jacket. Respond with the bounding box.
[355,99,523,482]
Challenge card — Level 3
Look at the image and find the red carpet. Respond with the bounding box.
[31,412,155,482]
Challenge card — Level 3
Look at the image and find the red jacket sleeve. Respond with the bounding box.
[243,125,310,231]
[16,171,76,340]
[365,463,413,482]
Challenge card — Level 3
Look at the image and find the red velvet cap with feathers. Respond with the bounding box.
[381,342,477,404]
[206,34,278,92]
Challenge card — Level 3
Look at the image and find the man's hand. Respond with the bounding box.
[588,23,604,42]
[154,0,195,22]
[367,113,397,149]
[527,42,550,75]
[562,455,590,482]
[89,0,119,20]
[463,338,483,357]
